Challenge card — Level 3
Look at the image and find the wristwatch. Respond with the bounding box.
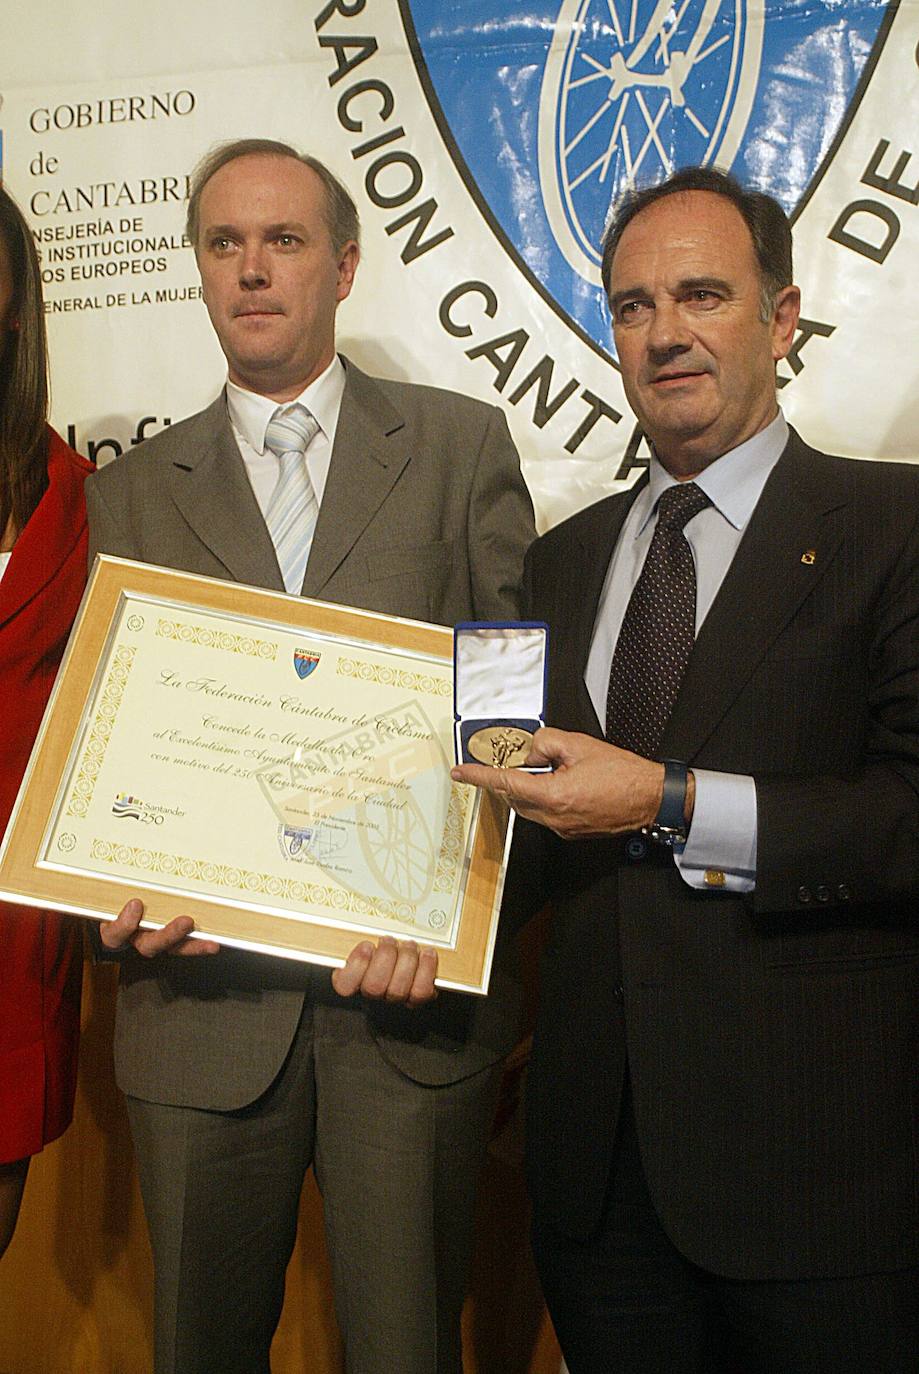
[642,759,689,847]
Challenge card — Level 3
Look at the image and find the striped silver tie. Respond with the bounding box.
[263,404,320,594]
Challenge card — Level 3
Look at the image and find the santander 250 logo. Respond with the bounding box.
[402,0,896,356]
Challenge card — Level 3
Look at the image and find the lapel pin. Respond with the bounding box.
[800,550,816,565]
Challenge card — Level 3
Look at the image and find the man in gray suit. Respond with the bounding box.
[88,138,536,1374]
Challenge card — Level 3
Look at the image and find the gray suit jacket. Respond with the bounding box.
[86,358,536,1108]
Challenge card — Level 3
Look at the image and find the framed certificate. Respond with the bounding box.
[0,557,512,994]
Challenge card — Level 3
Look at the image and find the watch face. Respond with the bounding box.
[644,825,686,849]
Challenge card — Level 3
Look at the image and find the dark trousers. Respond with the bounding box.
[533,1087,918,1374]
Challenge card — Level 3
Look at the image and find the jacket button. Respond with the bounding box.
[797,886,812,904]
[837,884,851,902]
[613,984,624,1003]
[815,885,831,903]
[626,835,648,861]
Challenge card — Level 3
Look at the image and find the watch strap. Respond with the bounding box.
[642,759,689,846]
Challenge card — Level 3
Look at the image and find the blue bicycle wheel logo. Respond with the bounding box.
[539,0,763,282]
[402,0,895,352]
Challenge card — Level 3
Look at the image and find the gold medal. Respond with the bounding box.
[467,725,534,769]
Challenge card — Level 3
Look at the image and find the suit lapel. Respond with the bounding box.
[302,360,409,597]
[662,433,849,760]
[167,395,284,591]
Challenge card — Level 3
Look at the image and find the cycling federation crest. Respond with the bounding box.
[402,0,896,355]
[294,650,321,680]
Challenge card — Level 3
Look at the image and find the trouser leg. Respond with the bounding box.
[714,1264,919,1374]
[311,998,501,1374]
[125,1008,316,1374]
[533,1079,919,1374]
[532,1085,710,1374]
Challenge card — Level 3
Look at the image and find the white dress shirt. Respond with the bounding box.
[0,550,10,585]
[585,411,790,892]
[225,354,346,517]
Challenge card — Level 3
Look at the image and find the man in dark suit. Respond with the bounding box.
[453,168,919,1372]
[87,138,535,1374]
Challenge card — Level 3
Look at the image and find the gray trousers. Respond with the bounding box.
[126,994,502,1374]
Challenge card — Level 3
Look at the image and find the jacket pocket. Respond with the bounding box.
[362,539,454,582]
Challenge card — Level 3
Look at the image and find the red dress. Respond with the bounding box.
[0,428,92,1162]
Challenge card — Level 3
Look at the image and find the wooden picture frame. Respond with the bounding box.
[0,557,511,994]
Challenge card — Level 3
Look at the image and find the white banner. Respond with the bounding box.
[3,0,917,529]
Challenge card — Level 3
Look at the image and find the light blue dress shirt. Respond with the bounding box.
[585,411,790,892]
[226,354,346,515]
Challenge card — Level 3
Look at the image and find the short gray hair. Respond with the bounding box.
[186,138,360,252]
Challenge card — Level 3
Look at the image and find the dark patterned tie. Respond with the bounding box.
[605,481,711,756]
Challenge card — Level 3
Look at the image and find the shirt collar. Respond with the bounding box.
[225,354,346,454]
[638,410,789,536]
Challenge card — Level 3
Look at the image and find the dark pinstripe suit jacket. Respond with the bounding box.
[509,429,919,1280]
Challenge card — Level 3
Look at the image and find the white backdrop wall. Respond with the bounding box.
[2,0,917,530]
